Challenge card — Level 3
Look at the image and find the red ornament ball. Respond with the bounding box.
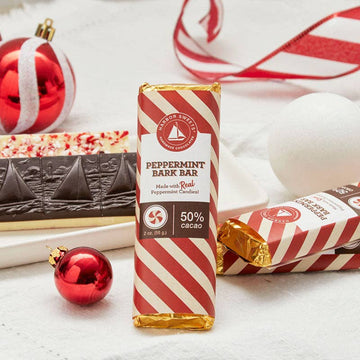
[0,19,76,134]
[52,247,113,305]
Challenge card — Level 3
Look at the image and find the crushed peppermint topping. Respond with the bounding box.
[0,131,128,158]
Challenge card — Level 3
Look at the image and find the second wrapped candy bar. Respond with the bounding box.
[218,183,360,268]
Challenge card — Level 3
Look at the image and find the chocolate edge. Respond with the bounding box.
[0,152,136,223]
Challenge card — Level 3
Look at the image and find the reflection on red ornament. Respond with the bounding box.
[49,246,113,305]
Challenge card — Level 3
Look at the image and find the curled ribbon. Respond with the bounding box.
[174,0,360,81]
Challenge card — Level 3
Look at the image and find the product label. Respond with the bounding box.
[156,112,198,152]
[139,116,211,240]
[261,185,360,230]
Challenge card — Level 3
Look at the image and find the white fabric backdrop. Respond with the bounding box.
[1,0,360,359]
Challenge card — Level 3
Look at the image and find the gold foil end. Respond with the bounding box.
[216,242,225,275]
[211,82,221,94]
[138,83,221,94]
[217,219,272,267]
[139,83,151,94]
[133,313,214,330]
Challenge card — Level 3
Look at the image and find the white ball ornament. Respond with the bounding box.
[268,93,360,196]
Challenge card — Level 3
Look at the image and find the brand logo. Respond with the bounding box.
[348,196,360,210]
[143,205,168,229]
[261,206,301,223]
[157,113,197,152]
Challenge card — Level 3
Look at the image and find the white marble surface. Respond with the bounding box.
[1,0,360,359]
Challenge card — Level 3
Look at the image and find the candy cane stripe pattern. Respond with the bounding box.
[133,83,220,330]
[174,0,360,81]
[217,243,360,275]
[217,184,360,268]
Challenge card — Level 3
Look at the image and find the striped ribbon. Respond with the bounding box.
[174,0,360,81]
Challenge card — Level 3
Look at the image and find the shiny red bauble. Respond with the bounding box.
[53,247,113,305]
[0,19,75,134]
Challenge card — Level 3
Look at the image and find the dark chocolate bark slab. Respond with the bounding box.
[100,153,136,216]
[0,152,136,222]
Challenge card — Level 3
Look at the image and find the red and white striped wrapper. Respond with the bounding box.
[133,83,220,329]
[218,184,360,269]
[174,0,360,81]
[217,242,360,275]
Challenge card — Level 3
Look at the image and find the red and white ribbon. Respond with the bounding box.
[174,0,360,81]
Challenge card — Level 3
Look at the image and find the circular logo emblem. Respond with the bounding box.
[143,205,168,229]
[157,113,197,152]
[261,206,301,223]
[348,196,360,210]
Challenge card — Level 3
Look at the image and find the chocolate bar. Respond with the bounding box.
[133,83,221,330]
[0,130,128,158]
[217,241,360,275]
[0,152,136,230]
[218,183,360,268]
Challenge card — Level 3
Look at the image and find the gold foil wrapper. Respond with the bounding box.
[217,219,272,267]
[133,314,214,330]
[139,82,221,94]
[216,242,225,275]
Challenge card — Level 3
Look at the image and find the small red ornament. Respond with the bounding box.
[0,18,76,134]
[48,246,113,305]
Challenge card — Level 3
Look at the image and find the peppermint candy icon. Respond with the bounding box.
[143,205,168,229]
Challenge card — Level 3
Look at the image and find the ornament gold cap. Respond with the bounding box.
[35,18,56,41]
[47,245,68,267]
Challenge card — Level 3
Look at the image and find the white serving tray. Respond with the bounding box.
[0,142,268,268]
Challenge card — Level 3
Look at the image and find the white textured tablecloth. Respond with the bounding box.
[1,0,360,359]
